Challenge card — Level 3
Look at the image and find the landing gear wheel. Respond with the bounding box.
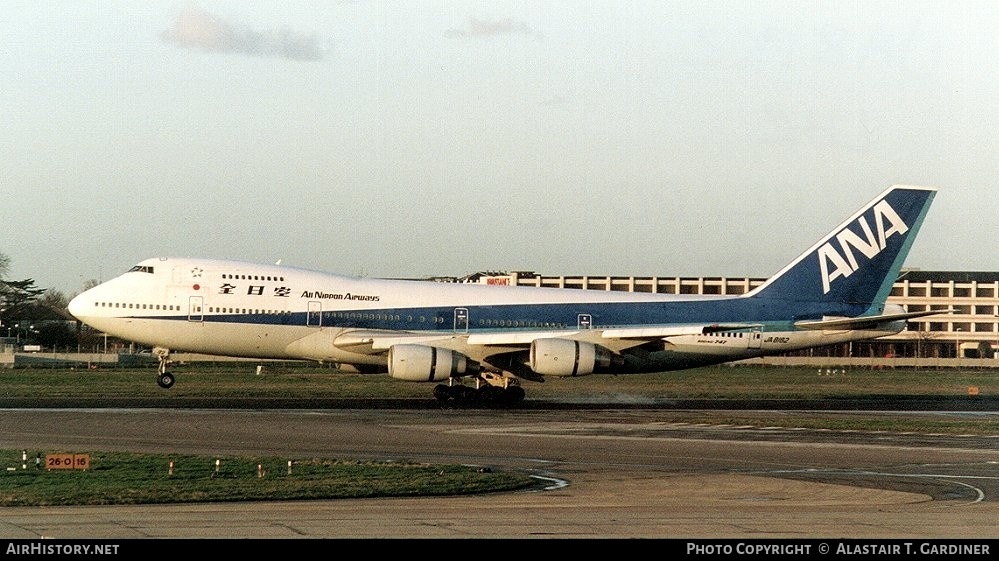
[504,385,525,404]
[157,372,175,389]
[453,385,477,403]
[433,384,452,402]
[477,385,502,404]
[432,381,525,407]
[155,349,175,389]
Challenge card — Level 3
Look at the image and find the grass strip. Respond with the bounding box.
[0,449,536,507]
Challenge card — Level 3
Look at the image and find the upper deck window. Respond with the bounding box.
[128,265,154,274]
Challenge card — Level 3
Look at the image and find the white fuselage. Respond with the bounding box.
[68,257,902,373]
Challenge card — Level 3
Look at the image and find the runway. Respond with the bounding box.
[0,408,997,539]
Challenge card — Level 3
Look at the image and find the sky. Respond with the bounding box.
[3,1,998,297]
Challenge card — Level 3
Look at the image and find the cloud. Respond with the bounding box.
[445,17,541,39]
[161,6,326,61]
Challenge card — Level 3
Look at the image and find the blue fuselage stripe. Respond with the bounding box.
[137,297,870,332]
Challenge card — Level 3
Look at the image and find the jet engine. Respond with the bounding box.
[388,344,476,382]
[529,338,613,377]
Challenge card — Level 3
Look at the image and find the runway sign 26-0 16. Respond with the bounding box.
[45,453,90,470]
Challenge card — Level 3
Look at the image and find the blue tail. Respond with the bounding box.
[747,185,936,318]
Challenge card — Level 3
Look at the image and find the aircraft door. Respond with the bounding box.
[454,308,469,333]
[188,296,203,322]
[307,301,322,327]
[748,327,763,350]
[578,314,592,329]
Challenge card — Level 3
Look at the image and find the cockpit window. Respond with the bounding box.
[128,265,154,274]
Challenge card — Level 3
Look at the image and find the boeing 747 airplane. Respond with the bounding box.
[68,185,941,404]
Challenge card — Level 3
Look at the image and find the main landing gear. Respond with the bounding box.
[154,347,175,389]
[432,372,526,407]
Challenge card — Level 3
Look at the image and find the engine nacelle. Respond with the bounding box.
[388,344,474,382]
[529,338,612,377]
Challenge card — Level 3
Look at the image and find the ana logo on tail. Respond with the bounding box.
[818,199,909,294]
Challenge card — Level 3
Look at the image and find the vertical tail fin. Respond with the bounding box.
[747,185,936,317]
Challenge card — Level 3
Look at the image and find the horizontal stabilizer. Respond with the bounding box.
[794,309,952,331]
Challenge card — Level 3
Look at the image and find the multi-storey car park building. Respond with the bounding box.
[446,269,999,362]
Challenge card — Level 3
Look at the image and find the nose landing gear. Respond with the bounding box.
[154,347,175,389]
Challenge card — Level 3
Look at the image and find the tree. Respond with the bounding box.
[27,290,77,348]
[36,321,75,348]
[37,290,71,320]
[1,278,45,341]
[1,278,45,314]
[1,254,62,343]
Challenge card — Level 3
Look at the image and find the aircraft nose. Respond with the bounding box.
[67,290,91,320]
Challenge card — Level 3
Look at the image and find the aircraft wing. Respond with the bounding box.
[334,329,593,355]
[333,323,760,357]
[793,309,952,331]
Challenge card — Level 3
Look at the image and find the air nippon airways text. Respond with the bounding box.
[300,291,380,301]
[818,199,908,294]
[6,542,119,555]
[686,543,811,555]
